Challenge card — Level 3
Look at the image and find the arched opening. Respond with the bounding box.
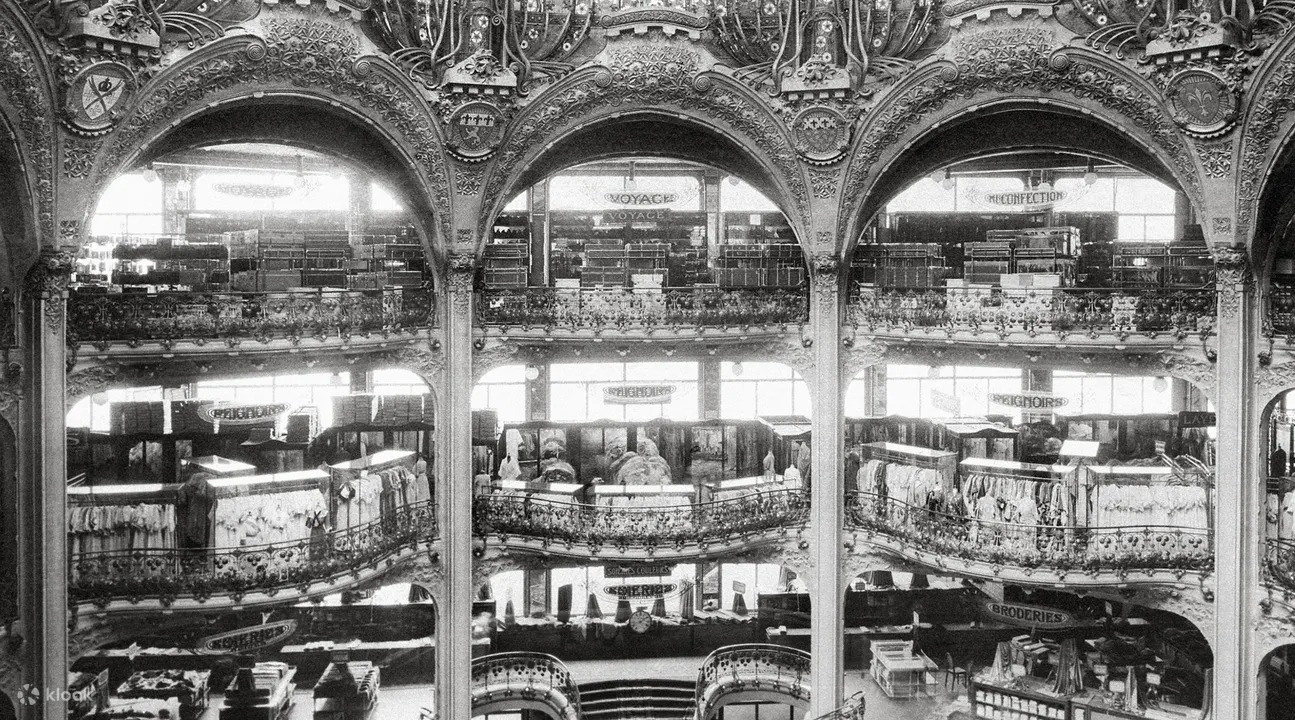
[1261,389,1295,596]
[1255,137,1295,338]
[1261,643,1295,720]
[477,156,808,332]
[839,578,1212,716]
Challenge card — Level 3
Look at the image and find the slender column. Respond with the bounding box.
[865,365,886,416]
[528,183,549,286]
[699,359,721,420]
[18,250,73,720]
[435,253,475,720]
[158,167,191,237]
[346,172,371,246]
[1211,246,1257,720]
[525,361,548,422]
[807,254,844,716]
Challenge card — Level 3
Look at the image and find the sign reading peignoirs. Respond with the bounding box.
[196,403,294,426]
[604,192,678,206]
[603,583,678,599]
[981,601,1073,629]
[196,620,298,654]
[989,392,1069,410]
[603,384,677,405]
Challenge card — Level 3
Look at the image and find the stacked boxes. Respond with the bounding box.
[373,394,431,426]
[712,243,806,288]
[582,240,627,287]
[109,401,166,435]
[472,409,499,442]
[331,394,377,427]
[482,242,529,288]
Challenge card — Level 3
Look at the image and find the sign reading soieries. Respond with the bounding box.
[981,600,1073,630]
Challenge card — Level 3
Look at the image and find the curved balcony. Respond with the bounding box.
[67,287,435,361]
[470,652,581,720]
[473,488,809,560]
[475,286,808,340]
[848,286,1216,349]
[1264,537,1295,600]
[695,644,811,720]
[844,492,1212,586]
[70,501,438,615]
[1268,286,1295,339]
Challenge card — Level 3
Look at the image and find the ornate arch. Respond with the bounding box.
[840,31,1204,251]
[1236,29,1295,253]
[79,16,454,254]
[0,2,56,273]
[476,40,811,252]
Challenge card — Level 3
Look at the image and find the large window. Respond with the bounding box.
[195,372,354,428]
[371,368,429,395]
[472,365,528,423]
[193,172,350,213]
[1052,372,1173,415]
[885,364,1023,420]
[549,362,699,422]
[719,362,810,419]
[885,173,1177,242]
[91,172,164,238]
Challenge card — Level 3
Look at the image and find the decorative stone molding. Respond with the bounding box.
[66,365,125,408]
[1195,140,1233,178]
[61,137,100,179]
[810,252,841,305]
[447,252,476,318]
[1215,245,1254,320]
[22,248,74,332]
[0,9,55,245]
[389,345,446,387]
[472,339,523,382]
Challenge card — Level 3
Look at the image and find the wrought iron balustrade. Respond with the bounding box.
[68,287,435,347]
[1269,286,1295,336]
[1265,537,1295,595]
[476,286,809,330]
[849,285,1216,339]
[471,652,580,720]
[695,644,812,720]
[70,501,438,607]
[473,488,809,552]
[811,692,867,720]
[844,492,1212,574]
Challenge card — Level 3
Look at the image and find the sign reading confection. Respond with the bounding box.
[196,402,294,426]
[602,583,678,600]
[605,563,675,578]
[989,392,1069,410]
[603,384,677,405]
[969,188,1069,213]
[981,601,1073,630]
[196,620,298,655]
[604,191,678,206]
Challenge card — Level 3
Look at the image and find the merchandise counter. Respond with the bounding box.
[869,640,937,699]
[973,677,1069,720]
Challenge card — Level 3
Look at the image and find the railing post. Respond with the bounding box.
[808,252,844,716]
[1211,245,1260,720]
[436,252,476,720]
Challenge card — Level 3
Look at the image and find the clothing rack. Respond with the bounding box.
[328,450,418,532]
[1082,462,1213,532]
[208,469,330,498]
[68,483,179,506]
[959,457,1076,483]
[861,441,958,493]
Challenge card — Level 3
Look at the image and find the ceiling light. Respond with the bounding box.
[142,164,158,183]
[1083,159,1098,186]
[941,169,954,191]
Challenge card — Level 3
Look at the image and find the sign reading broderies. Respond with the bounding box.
[981,601,1073,629]
[989,392,1069,410]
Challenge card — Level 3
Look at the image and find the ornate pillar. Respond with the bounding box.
[807,253,844,716]
[18,250,73,720]
[158,167,191,237]
[435,252,475,720]
[1211,245,1258,720]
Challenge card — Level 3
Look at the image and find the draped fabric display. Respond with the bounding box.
[1093,484,1208,530]
[212,490,327,548]
[857,459,945,509]
[1273,490,1295,539]
[334,465,417,531]
[960,472,1074,528]
[67,504,177,554]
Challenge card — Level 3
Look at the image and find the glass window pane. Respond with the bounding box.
[886,178,957,213]
[480,365,527,384]
[720,384,758,419]
[550,362,625,382]
[371,183,404,212]
[1054,177,1115,212]
[720,178,780,212]
[843,377,869,417]
[1117,215,1146,242]
[1115,178,1176,214]
[1144,215,1176,241]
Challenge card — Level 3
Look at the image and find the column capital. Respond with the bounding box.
[1213,244,1254,320]
[23,248,75,334]
[446,251,477,317]
[810,251,841,303]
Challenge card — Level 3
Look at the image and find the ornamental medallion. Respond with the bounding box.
[791,107,850,164]
[446,101,505,161]
[64,62,135,135]
[1164,69,1237,137]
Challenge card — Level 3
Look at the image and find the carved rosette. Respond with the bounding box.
[1215,246,1254,320]
[23,249,75,332]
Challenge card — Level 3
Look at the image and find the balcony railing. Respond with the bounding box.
[811,692,866,720]
[1265,537,1295,595]
[844,492,1212,575]
[70,501,438,609]
[471,652,580,720]
[848,286,1216,339]
[473,488,809,554]
[476,286,809,331]
[695,644,811,720]
[68,287,435,349]
[1269,286,1295,336]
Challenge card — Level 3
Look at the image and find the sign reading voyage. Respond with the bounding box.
[604,191,678,206]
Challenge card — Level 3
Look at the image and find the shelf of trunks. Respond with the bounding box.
[853,219,1214,291]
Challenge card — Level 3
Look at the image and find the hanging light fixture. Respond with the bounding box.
[1083,158,1098,186]
[142,163,158,183]
[941,168,955,191]
[294,153,307,189]
[624,161,638,192]
[1038,171,1054,193]
[929,169,944,185]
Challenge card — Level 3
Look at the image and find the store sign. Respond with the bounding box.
[603,384,677,405]
[605,563,675,578]
[981,601,1073,629]
[603,583,678,600]
[1179,411,1216,428]
[603,208,670,223]
[196,620,298,655]
[969,188,1071,213]
[989,392,1069,410]
[604,191,678,206]
[196,402,294,426]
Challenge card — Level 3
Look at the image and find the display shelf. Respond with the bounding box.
[972,680,1070,720]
